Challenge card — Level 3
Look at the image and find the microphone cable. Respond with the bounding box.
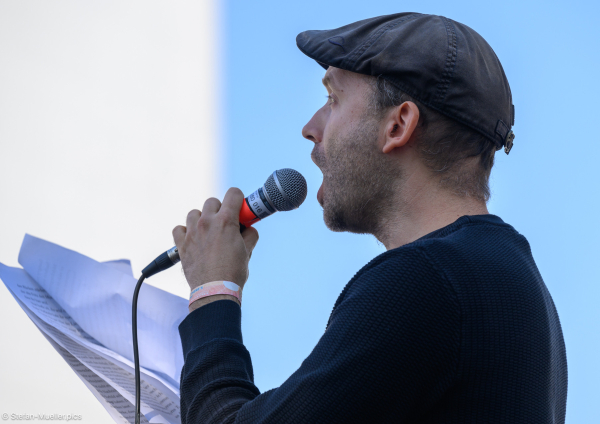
[132,274,146,424]
[131,245,187,423]
[132,246,182,423]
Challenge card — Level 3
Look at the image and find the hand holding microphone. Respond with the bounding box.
[172,168,307,306]
[173,187,260,299]
[141,169,308,278]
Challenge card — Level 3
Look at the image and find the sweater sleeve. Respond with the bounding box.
[178,247,461,423]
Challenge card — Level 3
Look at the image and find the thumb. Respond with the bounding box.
[241,226,259,256]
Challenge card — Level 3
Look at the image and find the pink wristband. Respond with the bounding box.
[188,281,242,307]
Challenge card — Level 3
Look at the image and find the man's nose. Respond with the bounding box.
[302,106,327,144]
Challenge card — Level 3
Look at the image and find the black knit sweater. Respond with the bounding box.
[178,214,567,423]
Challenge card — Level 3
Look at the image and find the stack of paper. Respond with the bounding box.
[0,235,188,423]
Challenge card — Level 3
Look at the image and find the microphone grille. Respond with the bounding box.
[264,168,308,211]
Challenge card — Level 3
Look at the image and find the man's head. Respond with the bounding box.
[298,13,514,237]
[303,66,496,235]
[303,67,408,235]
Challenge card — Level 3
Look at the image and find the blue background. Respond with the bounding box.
[220,1,599,422]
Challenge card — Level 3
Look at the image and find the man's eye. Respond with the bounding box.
[325,95,335,104]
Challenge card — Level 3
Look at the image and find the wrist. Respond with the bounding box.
[188,280,243,312]
[188,294,240,312]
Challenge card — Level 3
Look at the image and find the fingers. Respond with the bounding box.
[178,189,243,245]
[172,225,186,247]
[241,226,259,255]
[186,209,201,230]
[202,197,222,216]
[220,187,245,218]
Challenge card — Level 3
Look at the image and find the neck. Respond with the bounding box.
[374,181,489,250]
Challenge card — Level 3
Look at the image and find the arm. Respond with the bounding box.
[178,247,461,423]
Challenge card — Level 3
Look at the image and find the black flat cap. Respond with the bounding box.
[297,13,515,154]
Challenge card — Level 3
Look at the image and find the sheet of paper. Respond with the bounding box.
[0,264,181,424]
[0,263,181,392]
[103,259,135,277]
[41,334,146,424]
[16,234,188,387]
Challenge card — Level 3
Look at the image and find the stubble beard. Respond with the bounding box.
[315,114,400,236]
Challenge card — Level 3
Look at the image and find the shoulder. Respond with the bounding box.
[324,243,462,375]
[345,243,454,295]
[328,243,460,328]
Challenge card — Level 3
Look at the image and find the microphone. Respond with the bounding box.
[141,168,308,278]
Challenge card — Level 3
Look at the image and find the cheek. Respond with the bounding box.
[325,99,363,137]
[322,111,346,149]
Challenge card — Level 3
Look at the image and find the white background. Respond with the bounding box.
[0,1,220,421]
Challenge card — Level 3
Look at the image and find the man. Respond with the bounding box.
[173,13,567,423]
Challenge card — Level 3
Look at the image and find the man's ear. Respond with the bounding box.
[382,101,420,154]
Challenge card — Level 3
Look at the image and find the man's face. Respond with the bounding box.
[302,67,398,234]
